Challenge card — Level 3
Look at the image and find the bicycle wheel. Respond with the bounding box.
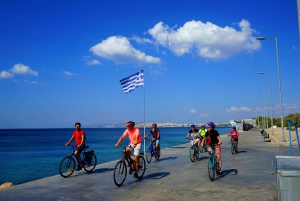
[137,156,146,178]
[146,147,152,163]
[231,142,235,155]
[59,156,75,178]
[190,146,196,162]
[113,160,127,187]
[83,153,97,172]
[155,152,160,160]
[195,148,200,159]
[208,156,215,181]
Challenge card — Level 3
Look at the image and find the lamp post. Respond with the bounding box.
[258,72,274,136]
[256,37,286,142]
[258,88,268,129]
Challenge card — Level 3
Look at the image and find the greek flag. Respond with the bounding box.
[120,70,144,94]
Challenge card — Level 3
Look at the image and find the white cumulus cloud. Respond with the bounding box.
[64,71,77,76]
[200,113,209,117]
[226,106,251,112]
[86,59,101,66]
[0,71,14,78]
[148,19,261,60]
[129,36,153,44]
[90,36,161,64]
[189,109,197,113]
[11,63,38,76]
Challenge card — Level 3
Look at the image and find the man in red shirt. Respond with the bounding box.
[115,121,142,178]
[65,122,86,170]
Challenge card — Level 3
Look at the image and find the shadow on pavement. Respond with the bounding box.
[171,146,187,149]
[214,168,238,181]
[156,157,178,162]
[122,172,170,187]
[92,168,115,174]
[196,156,209,161]
[237,150,247,154]
[75,168,114,177]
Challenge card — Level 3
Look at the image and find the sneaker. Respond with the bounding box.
[133,173,138,178]
[75,167,82,171]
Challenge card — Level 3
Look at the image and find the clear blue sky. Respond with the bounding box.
[1,0,299,128]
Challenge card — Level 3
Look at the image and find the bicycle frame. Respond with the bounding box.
[209,146,217,167]
[231,139,236,148]
[148,140,156,154]
[68,145,88,163]
[208,144,220,181]
[120,147,133,167]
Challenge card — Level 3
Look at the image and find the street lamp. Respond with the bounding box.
[256,37,286,142]
[258,72,274,136]
[258,88,268,130]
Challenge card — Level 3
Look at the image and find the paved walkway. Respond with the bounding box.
[1,128,300,201]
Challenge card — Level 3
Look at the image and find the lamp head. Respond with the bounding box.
[256,37,266,40]
[258,72,264,74]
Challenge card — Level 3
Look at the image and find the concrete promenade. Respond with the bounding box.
[1,128,299,201]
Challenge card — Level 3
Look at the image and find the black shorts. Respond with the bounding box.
[232,138,238,142]
[75,144,85,153]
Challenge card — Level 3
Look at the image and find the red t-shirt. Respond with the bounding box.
[73,129,85,146]
[122,127,142,144]
[230,130,239,139]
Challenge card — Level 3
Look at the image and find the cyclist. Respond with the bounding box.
[201,122,222,173]
[145,123,160,154]
[115,121,142,178]
[199,125,207,148]
[186,124,200,154]
[65,122,86,171]
[228,126,239,152]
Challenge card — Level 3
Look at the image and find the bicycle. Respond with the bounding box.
[231,138,237,155]
[113,146,146,187]
[199,136,206,153]
[145,139,160,163]
[59,145,97,178]
[188,137,201,162]
[207,144,221,181]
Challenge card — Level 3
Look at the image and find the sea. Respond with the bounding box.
[0,127,231,185]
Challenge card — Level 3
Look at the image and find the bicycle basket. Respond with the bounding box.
[85,150,94,162]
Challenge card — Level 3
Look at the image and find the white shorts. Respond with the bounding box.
[152,138,160,145]
[190,139,199,146]
[128,143,142,156]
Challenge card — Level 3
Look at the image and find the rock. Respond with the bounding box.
[0,182,14,190]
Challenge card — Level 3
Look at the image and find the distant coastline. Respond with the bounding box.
[88,122,232,128]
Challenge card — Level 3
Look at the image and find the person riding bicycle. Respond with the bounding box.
[199,125,207,148]
[201,122,222,173]
[115,121,142,178]
[186,124,200,153]
[145,123,160,154]
[228,126,239,152]
[65,122,86,171]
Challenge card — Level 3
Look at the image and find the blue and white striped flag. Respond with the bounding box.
[120,70,144,94]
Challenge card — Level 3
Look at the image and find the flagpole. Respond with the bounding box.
[143,66,146,154]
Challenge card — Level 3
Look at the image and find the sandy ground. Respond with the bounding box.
[263,127,299,143]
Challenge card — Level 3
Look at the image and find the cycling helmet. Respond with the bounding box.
[125,121,135,127]
[206,122,215,128]
[152,123,157,127]
[232,126,236,129]
[191,124,196,128]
